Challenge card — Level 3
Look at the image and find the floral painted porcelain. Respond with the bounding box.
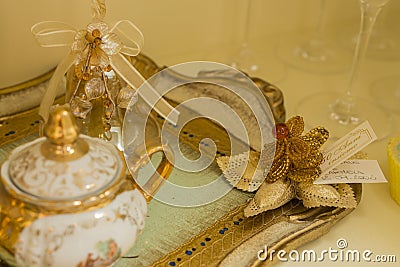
[0,105,173,267]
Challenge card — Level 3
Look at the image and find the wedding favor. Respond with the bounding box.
[31,0,178,148]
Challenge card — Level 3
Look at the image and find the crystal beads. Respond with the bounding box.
[117,86,136,108]
[70,97,93,119]
[84,77,106,100]
[66,24,132,147]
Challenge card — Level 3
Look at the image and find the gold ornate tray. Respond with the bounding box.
[149,193,361,267]
[0,54,361,267]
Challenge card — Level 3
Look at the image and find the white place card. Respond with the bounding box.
[315,160,387,184]
[319,121,377,174]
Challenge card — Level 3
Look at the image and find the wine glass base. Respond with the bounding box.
[277,34,352,74]
[368,38,400,61]
[231,47,259,73]
[203,45,286,84]
[296,92,392,140]
[340,27,400,61]
[370,76,400,112]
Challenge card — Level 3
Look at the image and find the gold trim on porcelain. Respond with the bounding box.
[1,141,128,214]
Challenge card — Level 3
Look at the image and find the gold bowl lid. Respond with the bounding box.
[1,105,124,201]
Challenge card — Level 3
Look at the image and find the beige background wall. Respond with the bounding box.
[1,0,399,88]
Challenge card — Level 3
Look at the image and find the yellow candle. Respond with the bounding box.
[387,135,400,206]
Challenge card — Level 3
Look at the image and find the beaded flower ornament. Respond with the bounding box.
[217,116,357,217]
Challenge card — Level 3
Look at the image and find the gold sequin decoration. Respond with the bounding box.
[289,167,322,183]
[265,116,329,184]
[264,154,290,183]
[286,116,304,137]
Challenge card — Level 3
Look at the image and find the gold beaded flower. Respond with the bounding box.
[263,116,329,183]
[217,116,357,218]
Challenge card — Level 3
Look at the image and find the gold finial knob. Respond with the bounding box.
[44,105,79,145]
[41,105,89,161]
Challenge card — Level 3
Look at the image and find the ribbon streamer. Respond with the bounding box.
[92,0,106,19]
[31,20,179,125]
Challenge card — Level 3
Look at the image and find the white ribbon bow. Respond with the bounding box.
[31,19,179,124]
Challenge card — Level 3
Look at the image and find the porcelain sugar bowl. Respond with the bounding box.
[0,105,173,267]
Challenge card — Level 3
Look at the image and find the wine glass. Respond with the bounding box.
[203,0,286,83]
[367,3,400,60]
[349,0,400,61]
[230,0,258,73]
[367,1,400,113]
[370,75,400,112]
[296,0,392,139]
[222,0,286,83]
[277,0,351,73]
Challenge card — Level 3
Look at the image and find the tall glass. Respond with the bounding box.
[230,0,258,73]
[204,0,285,83]
[296,0,392,139]
[277,0,351,73]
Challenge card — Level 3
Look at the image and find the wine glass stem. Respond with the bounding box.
[345,2,384,98]
[314,0,327,39]
[374,4,388,36]
[240,0,252,49]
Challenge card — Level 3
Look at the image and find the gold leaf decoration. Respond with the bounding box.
[295,182,340,205]
[296,183,357,209]
[244,178,294,217]
[216,151,264,192]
